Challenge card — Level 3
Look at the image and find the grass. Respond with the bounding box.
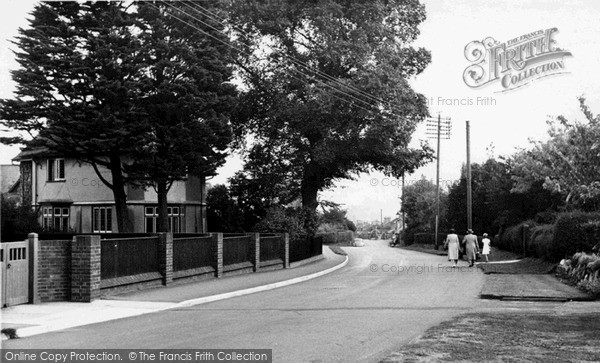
[479,257,557,274]
[381,312,600,362]
[327,245,347,256]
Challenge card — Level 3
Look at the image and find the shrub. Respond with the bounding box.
[497,221,536,255]
[1,197,42,241]
[553,211,600,260]
[528,224,554,260]
[316,231,355,245]
[254,206,305,242]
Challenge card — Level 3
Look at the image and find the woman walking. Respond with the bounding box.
[463,229,479,267]
[444,228,460,267]
[481,233,491,262]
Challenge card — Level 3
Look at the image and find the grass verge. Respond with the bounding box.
[479,257,557,274]
[381,312,600,362]
[328,245,347,256]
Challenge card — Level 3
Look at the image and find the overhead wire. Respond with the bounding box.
[147,1,411,121]
[184,1,403,114]
[153,1,384,117]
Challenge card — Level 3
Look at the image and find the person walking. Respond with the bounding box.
[463,229,479,267]
[481,233,491,262]
[444,228,460,267]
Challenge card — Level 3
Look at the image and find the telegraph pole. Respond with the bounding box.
[401,174,405,234]
[466,120,472,230]
[426,114,451,249]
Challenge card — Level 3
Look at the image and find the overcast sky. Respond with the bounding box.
[2,1,599,223]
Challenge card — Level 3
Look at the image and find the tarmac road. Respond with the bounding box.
[2,240,485,362]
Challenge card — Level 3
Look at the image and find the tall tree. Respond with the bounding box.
[1,2,145,231]
[1,2,236,232]
[227,1,432,215]
[510,97,600,211]
[125,2,236,232]
[446,158,563,235]
[402,176,446,239]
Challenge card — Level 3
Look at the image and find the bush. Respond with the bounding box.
[497,221,534,255]
[253,206,318,243]
[316,231,355,245]
[528,224,554,260]
[553,211,600,260]
[1,197,41,241]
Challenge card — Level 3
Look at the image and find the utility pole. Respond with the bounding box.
[466,120,472,231]
[401,174,405,234]
[427,114,451,249]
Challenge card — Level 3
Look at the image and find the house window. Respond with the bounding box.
[47,158,65,181]
[42,206,69,231]
[145,206,184,233]
[145,207,157,233]
[93,207,112,233]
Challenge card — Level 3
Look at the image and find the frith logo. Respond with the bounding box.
[463,28,572,92]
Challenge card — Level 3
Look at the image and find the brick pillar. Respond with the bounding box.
[247,233,260,272]
[283,233,290,268]
[158,233,173,286]
[71,235,101,302]
[212,233,223,277]
[28,233,40,304]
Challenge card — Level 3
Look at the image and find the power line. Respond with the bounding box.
[153,1,413,122]
[157,1,389,116]
[185,1,405,115]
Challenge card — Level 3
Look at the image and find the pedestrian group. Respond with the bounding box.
[443,228,491,267]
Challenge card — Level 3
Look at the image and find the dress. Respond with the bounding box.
[482,238,491,255]
[463,233,479,261]
[445,233,460,260]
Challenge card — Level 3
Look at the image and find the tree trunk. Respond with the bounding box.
[156,180,169,233]
[109,155,132,233]
[301,164,320,211]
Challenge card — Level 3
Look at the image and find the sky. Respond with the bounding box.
[2,0,600,223]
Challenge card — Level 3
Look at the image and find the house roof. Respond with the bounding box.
[7,178,20,194]
[13,145,54,161]
[11,136,70,161]
[0,164,20,193]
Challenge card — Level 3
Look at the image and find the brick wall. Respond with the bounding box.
[37,240,71,302]
[71,235,101,302]
[28,232,292,303]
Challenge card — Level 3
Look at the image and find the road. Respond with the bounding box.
[3,240,485,362]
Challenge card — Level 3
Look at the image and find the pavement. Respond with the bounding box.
[1,246,348,340]
[1,243,594,342]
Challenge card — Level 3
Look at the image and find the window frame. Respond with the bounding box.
[41,205,70,232]
[47,158,65,182]
[92,206,113,233]
[144,205,184,233]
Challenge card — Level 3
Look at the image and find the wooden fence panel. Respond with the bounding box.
[101,237,159,280]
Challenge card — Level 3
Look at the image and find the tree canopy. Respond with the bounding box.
[510,97,600,211]
[227,0,433,212]
[1,1,236,232]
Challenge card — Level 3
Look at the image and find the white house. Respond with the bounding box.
[13,146,207,233]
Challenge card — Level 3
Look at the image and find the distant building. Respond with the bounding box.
[0,164,21,204]
[13,146,207,233]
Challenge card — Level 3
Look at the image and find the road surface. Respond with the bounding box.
[3,240,484,362]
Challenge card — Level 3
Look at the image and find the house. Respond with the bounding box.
[13,146,207,233]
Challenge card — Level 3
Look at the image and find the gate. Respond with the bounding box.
[1,241,29,307]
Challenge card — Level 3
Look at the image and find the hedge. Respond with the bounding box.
[528,224,554,261]
[316,231,355,245]
[496,211,600,262]
[553,211,600,260]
